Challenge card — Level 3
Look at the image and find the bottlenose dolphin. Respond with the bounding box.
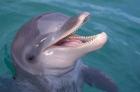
[0,12,118,92]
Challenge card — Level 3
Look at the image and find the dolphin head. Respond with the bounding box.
[12,12,107,76]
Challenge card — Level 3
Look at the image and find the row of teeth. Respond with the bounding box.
[68,34,96,40]
[68,34,97,47]
[80,36,96,48]
[61,24,96,47]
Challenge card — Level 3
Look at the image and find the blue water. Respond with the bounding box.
[0,0,140,92]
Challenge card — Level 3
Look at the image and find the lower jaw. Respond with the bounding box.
[54,32,107,49]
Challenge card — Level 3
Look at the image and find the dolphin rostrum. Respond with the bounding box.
[0,12,118,92]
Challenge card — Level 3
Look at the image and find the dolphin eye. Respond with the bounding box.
[26,54,35,63]
[28,55,34,60]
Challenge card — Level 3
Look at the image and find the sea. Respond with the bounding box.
[0,0,140,92]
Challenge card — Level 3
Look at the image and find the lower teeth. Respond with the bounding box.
[55,34,96,47]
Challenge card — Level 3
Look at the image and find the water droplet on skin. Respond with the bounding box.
[44,50,54,56]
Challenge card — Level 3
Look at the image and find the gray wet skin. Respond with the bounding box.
[9,12,118,92]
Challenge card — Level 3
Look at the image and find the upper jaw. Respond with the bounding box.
[42,12,90,50]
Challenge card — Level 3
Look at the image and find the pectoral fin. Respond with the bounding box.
[82,66,118,92]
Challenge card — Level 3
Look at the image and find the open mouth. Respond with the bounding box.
[53,12,107,48]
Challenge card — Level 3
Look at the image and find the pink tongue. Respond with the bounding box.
[62,39,82,47]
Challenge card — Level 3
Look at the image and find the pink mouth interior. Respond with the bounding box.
[55,38,83,47]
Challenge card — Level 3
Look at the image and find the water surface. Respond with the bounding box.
[0,0,140,92]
